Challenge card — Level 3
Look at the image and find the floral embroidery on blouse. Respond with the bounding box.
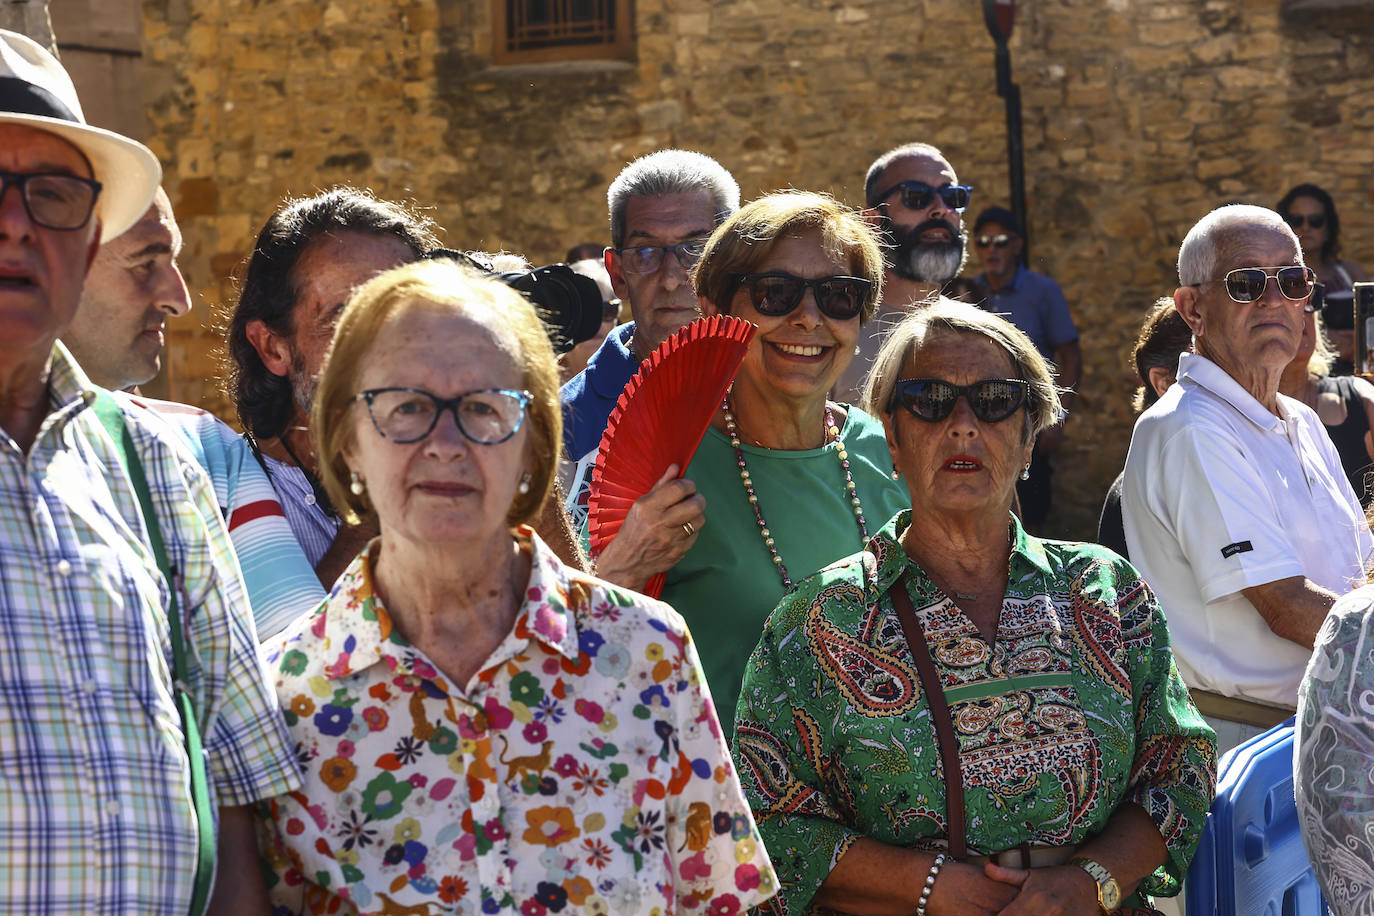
[258,527,776,915]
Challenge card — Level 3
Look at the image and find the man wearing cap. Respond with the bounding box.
[1124,204,1373,753]
[60,186,326,638]
[834,142,972,403]
[0,29,298,913]
[971,204,1081,530]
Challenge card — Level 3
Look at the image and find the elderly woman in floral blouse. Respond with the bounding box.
[257,259,775,914]
[733,301,1215,916]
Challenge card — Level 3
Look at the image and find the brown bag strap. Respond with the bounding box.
[889,572,967,860]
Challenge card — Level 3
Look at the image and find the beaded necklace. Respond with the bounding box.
[722,395,869,589]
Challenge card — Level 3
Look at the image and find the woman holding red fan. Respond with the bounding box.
[622,191,910,737]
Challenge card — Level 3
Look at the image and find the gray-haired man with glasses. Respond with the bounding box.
[559,148,739,587]
[1123,203,1373,753]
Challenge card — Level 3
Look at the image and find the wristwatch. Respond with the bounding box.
[1070,856,1121,913]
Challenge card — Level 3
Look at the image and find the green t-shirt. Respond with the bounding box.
[661,405,909,736]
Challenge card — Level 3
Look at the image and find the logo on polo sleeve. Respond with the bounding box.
[1220,540,1253,559]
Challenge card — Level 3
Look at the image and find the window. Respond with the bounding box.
[493,0,633,65]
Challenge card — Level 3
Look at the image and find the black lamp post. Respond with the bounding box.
[982,0,1028,265]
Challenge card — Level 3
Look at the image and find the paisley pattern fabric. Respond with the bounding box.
[258,528,776,915]
[1296,584,1374,915]
[733,510,1216,916]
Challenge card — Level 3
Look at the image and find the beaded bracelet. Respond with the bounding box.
[914,852,948,916]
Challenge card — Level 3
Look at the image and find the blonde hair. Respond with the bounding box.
[861,298,1062,440]
[692,190,885,324]
[312,259,561,527]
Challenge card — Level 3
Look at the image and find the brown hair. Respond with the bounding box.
[1131,298,1193,412]
[692,190,885,324]
[312,259,561,527]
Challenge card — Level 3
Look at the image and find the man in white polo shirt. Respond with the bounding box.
[1123,203,1373,753]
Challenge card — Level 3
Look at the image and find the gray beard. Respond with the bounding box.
[288,349,317,413]
[892,242,966,285]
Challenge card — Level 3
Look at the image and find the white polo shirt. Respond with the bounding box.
[1122,353,1373,706]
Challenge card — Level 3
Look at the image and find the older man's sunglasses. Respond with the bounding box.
[875,181,973,214]
[1192,266,1316,304]
[975,233,1013,249]
[889,378,1029,423]
[733,272,872,321]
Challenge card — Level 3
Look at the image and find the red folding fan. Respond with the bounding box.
[588,314,756,597]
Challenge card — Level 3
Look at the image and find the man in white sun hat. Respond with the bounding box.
[0,29,299,914]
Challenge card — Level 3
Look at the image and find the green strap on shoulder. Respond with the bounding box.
[91,391,216,916]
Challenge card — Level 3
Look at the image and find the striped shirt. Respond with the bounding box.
[131,397,326,638]
[260,454,339,569]
[0,343,301,914]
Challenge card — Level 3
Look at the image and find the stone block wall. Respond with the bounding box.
[140,0,1374,538]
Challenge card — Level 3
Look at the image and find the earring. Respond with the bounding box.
[517,473,531,495]
[349,471,365,495]
[1019,464,1030,481]
[891,468,901,480]
[855,345,862,356]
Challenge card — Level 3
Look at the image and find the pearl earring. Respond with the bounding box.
[891,468,901,480]
[1019,464,1030,481]
[517,473,531,495]
[349,471,365,495]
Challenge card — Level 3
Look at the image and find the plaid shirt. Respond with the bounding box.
[0,343,301,914]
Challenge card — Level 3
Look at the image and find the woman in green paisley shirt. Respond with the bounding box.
[732,300,1216,916]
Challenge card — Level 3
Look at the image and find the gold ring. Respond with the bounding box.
[682,521,696,537]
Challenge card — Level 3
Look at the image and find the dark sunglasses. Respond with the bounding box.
[875,181,973,213]
[889,378,1029,423]
[733,272,872,321]
[1192,266,1316,304]
[1284,213,1326,230]
[975,233,1013,249]
[614,237,709,275]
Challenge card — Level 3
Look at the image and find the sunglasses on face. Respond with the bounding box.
[732,272,872,321]
[356,387,532,445]
[1192,265,1316,304]
[889,378,1030,423]
[975,233,1013,249]
[875,181,973,213]
[614,237,709,275]
[1284,213,1326,230]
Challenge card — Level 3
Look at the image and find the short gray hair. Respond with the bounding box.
[864,143,950,207]
[862,298,1062,440]
[1177,204,1298,286]
[607,149,740,248]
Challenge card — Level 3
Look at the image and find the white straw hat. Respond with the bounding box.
[0,29,160,241]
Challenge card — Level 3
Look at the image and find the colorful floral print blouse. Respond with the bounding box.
[733,511,1217,916]
[259,528,776,915]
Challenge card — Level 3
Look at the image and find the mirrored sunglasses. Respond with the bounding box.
[1194,266,1316,304]
[733,272,872,321]
[1284,213,1326,230]
[876,181,973,213]
[889,378,1029,423]
[614,237,709,275]
[975,233,1013,249]
[356,387,532,445]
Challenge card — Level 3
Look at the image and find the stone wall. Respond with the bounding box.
[140,0,1374,539]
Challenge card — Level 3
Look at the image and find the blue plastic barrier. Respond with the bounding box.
[1184,718,1329,916]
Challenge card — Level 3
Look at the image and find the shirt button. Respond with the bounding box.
[81,679,97,695]
[304,493,316,506]
[104,801,120,817]
[56,560,72,577]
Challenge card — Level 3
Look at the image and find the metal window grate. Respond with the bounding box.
[495,0,633,63]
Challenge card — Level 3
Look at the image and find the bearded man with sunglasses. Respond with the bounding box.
[971,205,1081,532]
[1123,204,1374,753]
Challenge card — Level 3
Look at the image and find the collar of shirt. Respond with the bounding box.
[1176,352,1287,434]
[2,342,100,456]
[979,264,1026,295]
[319,526,583,681]
[868,508,1055,599]
[587,322,638,400]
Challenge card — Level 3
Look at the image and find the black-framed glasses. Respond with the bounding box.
[0,172,102,230]
[733,272,872,321]
[975,233,1013,249]
[1192,266,1316,304]
[602,298,622,322]
[889,378,1029,423]
[874,181,973,213]
[1284,213,1326,230]
[613,237,710,275]
[356,387,533,445]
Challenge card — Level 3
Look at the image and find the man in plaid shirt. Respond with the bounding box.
[0,30,300,914]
